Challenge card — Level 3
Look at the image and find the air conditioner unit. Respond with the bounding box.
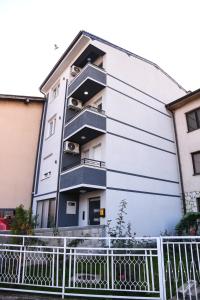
[68,97,82,110]
[63,141,79,154]
[71,65,81,76]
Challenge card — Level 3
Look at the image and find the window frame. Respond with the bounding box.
[186,107,200,132]
[191,151,200,175]
[47,115,56,139]
[51,82,60,101]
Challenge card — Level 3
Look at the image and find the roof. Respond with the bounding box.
[0,93,45,103]
[40,30,187,93]
[166,88,200,111]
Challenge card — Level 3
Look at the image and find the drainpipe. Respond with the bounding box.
[172,111,186,214]
[30,92,47,215]
[55,78,68,227]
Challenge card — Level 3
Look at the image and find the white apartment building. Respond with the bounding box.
[32,31,187,236]
[167,90,200,213]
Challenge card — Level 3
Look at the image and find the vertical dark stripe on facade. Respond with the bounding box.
[34,95,48,196]
[55,79,68,227]
[30,100,45,211]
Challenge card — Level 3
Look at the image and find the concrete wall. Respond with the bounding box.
[0,100,43,209]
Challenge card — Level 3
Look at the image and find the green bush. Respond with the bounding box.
[175,212,200,235]
[11,204,36,235]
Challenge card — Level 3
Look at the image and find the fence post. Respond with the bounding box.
[157,237,166,300]
[62,237,66,299]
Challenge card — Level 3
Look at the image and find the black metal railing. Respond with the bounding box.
[62,158,106,172]
[66,105,105,123]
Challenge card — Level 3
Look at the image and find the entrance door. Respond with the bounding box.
[89,198,100,225]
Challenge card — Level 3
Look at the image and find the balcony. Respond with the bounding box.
[68,64,106,102]
[60,158,106,192]
[64,106,106,145]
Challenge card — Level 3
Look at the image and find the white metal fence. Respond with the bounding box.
[0,235,199,299]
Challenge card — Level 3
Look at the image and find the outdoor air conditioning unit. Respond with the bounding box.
[68,97,82,110]
[63,141,79,154]
[70,65,81,76]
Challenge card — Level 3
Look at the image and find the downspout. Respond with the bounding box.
[172,111,186,214]
[55,78,68,227]
[30,91,47,214]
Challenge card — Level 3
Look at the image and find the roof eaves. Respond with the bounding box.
[166,88,200,110]
[0,93,45,102]
[39,30,187,94]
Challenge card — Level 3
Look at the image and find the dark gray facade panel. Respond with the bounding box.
[58,192,79,227]
[65,109,78,123]
[61,152,81,171]
[64,111,106,139]
[60,167,106,190]
[68,65,106,96]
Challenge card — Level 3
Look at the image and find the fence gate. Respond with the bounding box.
[161,236,200,300]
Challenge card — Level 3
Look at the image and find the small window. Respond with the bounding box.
[52,83,60,100]
[192,151,200,175]
[186,107,200,132]
[47,116,56,138]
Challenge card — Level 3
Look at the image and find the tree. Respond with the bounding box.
[107,199,136,247]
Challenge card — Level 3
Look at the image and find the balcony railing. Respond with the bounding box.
[66,105,105,124]
[64,105,106,145]
[68,64,106,102]
[62,158,106,172]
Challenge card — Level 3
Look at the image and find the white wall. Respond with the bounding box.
[91,39,186,103]
[105,189,182,236]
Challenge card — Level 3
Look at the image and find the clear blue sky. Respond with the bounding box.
[0,0,199,96]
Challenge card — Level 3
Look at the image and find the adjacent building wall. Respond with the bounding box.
[173,96,200,212]
[0,99,43,210]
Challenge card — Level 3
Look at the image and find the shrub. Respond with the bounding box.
[11,204,36,235]
[175,212,200,235]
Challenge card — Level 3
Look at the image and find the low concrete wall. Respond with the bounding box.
[34,225,107,247]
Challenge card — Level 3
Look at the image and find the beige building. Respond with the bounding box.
[167,89,200,213]
[0,94,45,218]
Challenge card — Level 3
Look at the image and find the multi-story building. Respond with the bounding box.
[167,89,200,213]
[32,31,187,236]
[0,93,44,218]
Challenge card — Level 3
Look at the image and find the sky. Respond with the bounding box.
[0,0,200,97]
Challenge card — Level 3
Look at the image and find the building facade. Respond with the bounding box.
[32,31,187,236]
[0,94,44,218]
[167,90,200,213]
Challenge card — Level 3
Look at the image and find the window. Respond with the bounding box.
[0,209,15,218]
[186,107,200,132]
[52,83,60,100]
[192,151,200,175]
[94,97,102,111]
[47,116,56,138]
[36,199,56,228]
